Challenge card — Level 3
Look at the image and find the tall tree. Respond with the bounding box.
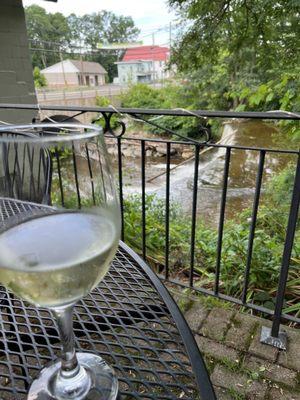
[25,6,140,80]
[67,11,140,80]
[25,5,71,69]
[168,0,300,109]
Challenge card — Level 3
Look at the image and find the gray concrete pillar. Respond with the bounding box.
[0,0,37,124]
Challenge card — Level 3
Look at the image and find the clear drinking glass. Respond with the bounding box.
[0,123,121,399]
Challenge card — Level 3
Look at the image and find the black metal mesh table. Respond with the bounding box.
[0,198,215,400]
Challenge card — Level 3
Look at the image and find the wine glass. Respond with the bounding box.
[0,123,121,399]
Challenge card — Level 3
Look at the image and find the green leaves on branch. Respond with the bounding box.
[33,67,47,88]
[25,6,140,81]
[123,164,300,317]
[120,83,215,139]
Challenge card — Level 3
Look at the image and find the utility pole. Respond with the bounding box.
[151,34,155,84]
[80,54,84,86]
[80,41,84,86]
[59,49,68,87]
[169,22,172,47]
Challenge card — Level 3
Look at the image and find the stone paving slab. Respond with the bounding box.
[184,303,209,332]
[200,308,234,342]
[248,320,279,363]
[211,364,268,399]
[178,297,300,399]
[196,335,240,365]
[243,355,298,388]
[225,313,258,352]
[213,387,234,400]
[278,328,300,371]
[267,387,300,400]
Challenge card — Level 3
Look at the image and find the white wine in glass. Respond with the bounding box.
[0,123,121,400]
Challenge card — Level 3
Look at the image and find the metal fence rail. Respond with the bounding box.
[0,103,299,350]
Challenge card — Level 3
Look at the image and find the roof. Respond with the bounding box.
[122,46,169,62]
[41,60,107,74]
[70,60,107,74]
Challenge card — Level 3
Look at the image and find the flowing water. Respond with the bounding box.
[112,120,297,226]
[70,120,297,226]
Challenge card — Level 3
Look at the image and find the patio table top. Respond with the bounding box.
[0,197,215,399]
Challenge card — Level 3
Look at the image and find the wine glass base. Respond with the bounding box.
[28,352,118,400]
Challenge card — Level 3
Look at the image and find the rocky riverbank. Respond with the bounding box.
[105,137,195,159]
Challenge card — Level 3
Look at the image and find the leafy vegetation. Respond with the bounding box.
[168,0,299,110]
[25,6,139,80]
[120,83,216,139]
[122,164,300,317]
[33,66,47,88]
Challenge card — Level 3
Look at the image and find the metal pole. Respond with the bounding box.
[80,42,84,86]
[59,49,68,87]
[261,152,300,350]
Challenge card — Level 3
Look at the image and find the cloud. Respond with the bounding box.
[23,0,176,45]
[22,0,175,21]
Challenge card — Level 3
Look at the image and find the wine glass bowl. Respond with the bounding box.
[0,124,121,400]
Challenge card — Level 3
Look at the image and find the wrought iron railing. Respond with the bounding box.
[0,103,299,350]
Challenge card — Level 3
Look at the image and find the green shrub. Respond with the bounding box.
[123,191,299,317]
[120,83,216,140]
[33,66,47,88]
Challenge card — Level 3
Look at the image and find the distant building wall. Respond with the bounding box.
[43,72,79,87]
[77,73,106,87]
[43,72,106,87]
[117,61,153,84]
[116,60,170,84]
[0,0,37,124]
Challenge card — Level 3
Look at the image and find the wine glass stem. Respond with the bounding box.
[52,304,79,378]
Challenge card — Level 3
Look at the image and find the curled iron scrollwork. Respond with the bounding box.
[93,112,126,138]
[92,108,212,144]
[131,113,212,145]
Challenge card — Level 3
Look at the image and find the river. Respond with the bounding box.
[109,120,297,226]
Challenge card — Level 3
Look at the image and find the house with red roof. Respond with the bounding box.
[115,45,170,84]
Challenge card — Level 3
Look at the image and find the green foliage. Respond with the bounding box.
[33,66,47,88]
[25,6,139,80]
[267,164,296,207]
[93,96,120,131]
[67,11,139,80]
[120,83,217,139]
[169,0,299,77]
[120,83,163,109]
[123,188,300,318]
[25,5,72,69]
[167,0,299,140]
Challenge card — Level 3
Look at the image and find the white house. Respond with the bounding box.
[115,46,170,84]
[41,59,107,87]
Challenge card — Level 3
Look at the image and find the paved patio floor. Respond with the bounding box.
[169,287,300,400]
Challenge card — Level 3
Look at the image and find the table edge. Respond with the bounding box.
[119,240,216,400]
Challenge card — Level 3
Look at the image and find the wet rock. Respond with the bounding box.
[154,144,177,156]
[181,151,194,159]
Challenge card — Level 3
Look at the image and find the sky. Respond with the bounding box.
[22,0,177,46]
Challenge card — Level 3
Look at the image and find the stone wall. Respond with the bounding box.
[0,0,37,124]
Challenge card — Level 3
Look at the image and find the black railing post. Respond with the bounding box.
[165,142,171,280]
[141,140,146,260]
[242,150,265,304]
[215,147,231,295]
[117,137,124,240]
[190,144,200,288]
[261,153,300,350]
